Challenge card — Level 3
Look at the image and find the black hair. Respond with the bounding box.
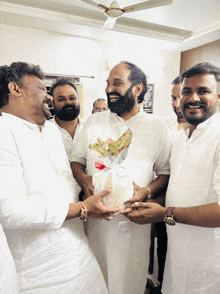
[121,61,148,103]
[171,76,181,85]
[181,62,220,83]
[0,62,44,108]
[50,77,78,97]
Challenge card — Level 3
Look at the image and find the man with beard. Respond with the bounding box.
[0,62,120,293]
[70,61,171,294]
[122,62,220,294]
[146,76,187,293]
[164,76,186,137]
[50,78,84,160]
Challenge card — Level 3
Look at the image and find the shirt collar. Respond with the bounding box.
[2,112,47,132]
[111,110,142,122]
[183,112,220,132]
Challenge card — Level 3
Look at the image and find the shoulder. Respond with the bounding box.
[84,110,111,126]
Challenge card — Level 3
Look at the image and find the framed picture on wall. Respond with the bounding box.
[138,84,154,113]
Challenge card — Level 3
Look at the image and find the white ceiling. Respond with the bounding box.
[1,0,220,51]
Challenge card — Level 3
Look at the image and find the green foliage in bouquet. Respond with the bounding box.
[89,129,132,157]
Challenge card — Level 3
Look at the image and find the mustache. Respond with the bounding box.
[184,102,207,109]
[43,99,51,106]
[62,104,76,111]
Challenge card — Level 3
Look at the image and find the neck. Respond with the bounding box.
[119,104,139,121]
[55,116,79,138]
[1,105,45,130]
[189,124,197,138]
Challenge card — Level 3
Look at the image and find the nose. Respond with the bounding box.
[174,98,180,108]
[46,93,53,102]
[188,92,200,103]
[106,84,114,94]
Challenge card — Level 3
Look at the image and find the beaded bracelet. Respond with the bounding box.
[79,202,89,222]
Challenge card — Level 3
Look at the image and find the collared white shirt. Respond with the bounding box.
[163,114,179,139]
[163,112,220,294]
[50,116,84,160]
[0,113,107,293]
[70,110,171,294]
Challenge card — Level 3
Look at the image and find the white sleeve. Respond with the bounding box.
[70,116,92,165]
[0,125,69,230]
[154,119,171,176]
[214,142,220,204]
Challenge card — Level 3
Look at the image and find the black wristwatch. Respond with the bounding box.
[164,207,176,226]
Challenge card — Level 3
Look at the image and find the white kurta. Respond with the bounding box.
[0,113,108,294]
[70,110,171,294]
[163,112,220,294]
[0,223,19,293]
[50,116,84,160]
[163,114,179,139]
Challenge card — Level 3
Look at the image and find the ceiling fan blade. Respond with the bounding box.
[80,0,107,10]
[102,17,117,30]
[124,0,173,13]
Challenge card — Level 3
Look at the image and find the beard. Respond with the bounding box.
[174,107,184,119]
[107,86,135,116]
[182,101,219,125]
[54,104,80,121]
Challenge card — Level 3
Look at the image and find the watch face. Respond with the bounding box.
[165,216,176,226]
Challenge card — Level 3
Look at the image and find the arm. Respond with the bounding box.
[123,201,220,227]
[70,161,95,198]
[66,189,121,221]
[125,174,169,203]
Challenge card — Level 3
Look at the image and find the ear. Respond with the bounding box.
[8,82,22,97]
[133,83,144,99]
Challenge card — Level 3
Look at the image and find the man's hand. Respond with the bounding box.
[121,182,149,214]
[80,175,95,198]
[84,189,121,221]
[121,202,166,225]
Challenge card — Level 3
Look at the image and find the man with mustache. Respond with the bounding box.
[50,78,84,160]
[0,62,120,293]
[123,62,220,294]
[70,61,171,294]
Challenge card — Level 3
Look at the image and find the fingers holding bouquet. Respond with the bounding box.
[84,189,121,221]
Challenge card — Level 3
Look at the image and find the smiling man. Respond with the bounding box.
[50,78,84,160]
[122,62,220,294]
[70,61,171,294]
[0,62,121,293]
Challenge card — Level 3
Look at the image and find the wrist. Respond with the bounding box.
[143,186,152,202]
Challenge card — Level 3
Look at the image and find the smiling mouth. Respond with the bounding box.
[109,96,119,102]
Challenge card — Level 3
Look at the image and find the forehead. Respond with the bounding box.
[53,84,78,97]
[108,63,131,82]
[94,100,107,107]
[171,83,181,95]
[182,73,217,89]
[22,75,44,87]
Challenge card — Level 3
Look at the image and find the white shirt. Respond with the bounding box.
[50,116,84,160]
[0,223,18,293]
[163,114,179,139]
[70,110,171,294]
[0,113,107,294]
[162,112,220,294]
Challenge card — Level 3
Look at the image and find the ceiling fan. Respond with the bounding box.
[80,0,173,29]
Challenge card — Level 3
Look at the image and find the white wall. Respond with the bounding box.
[0,24,180,120]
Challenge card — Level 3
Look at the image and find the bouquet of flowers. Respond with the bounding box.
[89,129,134,210]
